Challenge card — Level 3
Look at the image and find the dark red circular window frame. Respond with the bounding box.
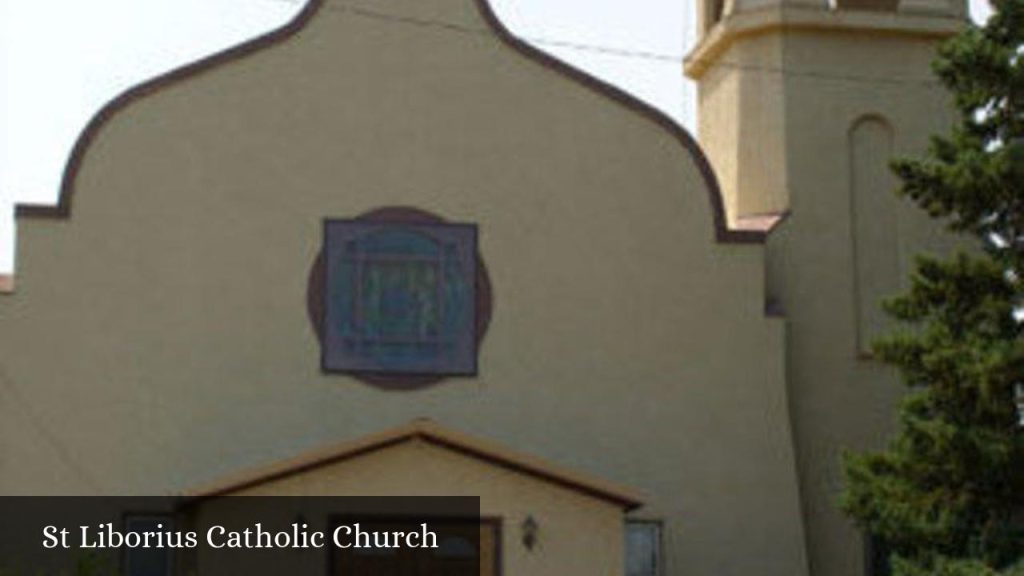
[307,206,493,390]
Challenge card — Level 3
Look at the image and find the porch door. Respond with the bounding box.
[332,520,498,576]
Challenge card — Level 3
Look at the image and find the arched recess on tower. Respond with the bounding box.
[848,114,900,354]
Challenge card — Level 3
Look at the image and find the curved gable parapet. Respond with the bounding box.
[472,0,764,244]
[14,0,322,221]
[13,0,764,246]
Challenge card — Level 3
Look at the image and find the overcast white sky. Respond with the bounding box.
[0,0,993,274]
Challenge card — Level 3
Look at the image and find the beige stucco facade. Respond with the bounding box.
[687,2,964,576]
[0,0,965,574]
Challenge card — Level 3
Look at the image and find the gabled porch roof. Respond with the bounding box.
[185,419,643,511]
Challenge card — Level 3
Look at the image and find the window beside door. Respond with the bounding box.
[626,520,662,576]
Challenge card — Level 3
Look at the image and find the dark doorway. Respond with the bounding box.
[330,518,499,576]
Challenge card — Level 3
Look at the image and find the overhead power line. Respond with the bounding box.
[259,0,941,86]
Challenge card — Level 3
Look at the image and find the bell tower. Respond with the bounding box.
[685,1,966,576]
[686,0,965,225]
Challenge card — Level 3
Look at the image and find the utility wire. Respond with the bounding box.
[260,0,943,86]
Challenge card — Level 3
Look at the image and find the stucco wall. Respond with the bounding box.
[774,27,960,576]
[0,1,806,575]
[690,9,961,576]
[698,32,790,222]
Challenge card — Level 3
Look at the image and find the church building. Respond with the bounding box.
[0,0,966,574]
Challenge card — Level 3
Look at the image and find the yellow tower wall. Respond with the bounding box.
[688,6,963,576]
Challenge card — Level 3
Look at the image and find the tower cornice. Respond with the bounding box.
[685,5,964,80]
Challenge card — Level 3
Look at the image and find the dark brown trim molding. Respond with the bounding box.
[184,419,644,510]
[14,0,764,245]
[13,0,325,220]
[470,1,764,244]
[308,206,494,390]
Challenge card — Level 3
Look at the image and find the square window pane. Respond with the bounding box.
[626,521,661,576]
[323,220,478,376]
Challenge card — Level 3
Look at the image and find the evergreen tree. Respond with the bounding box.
[841,0,1024,574]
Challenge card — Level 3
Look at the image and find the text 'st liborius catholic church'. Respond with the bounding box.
[0,0,967,574]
